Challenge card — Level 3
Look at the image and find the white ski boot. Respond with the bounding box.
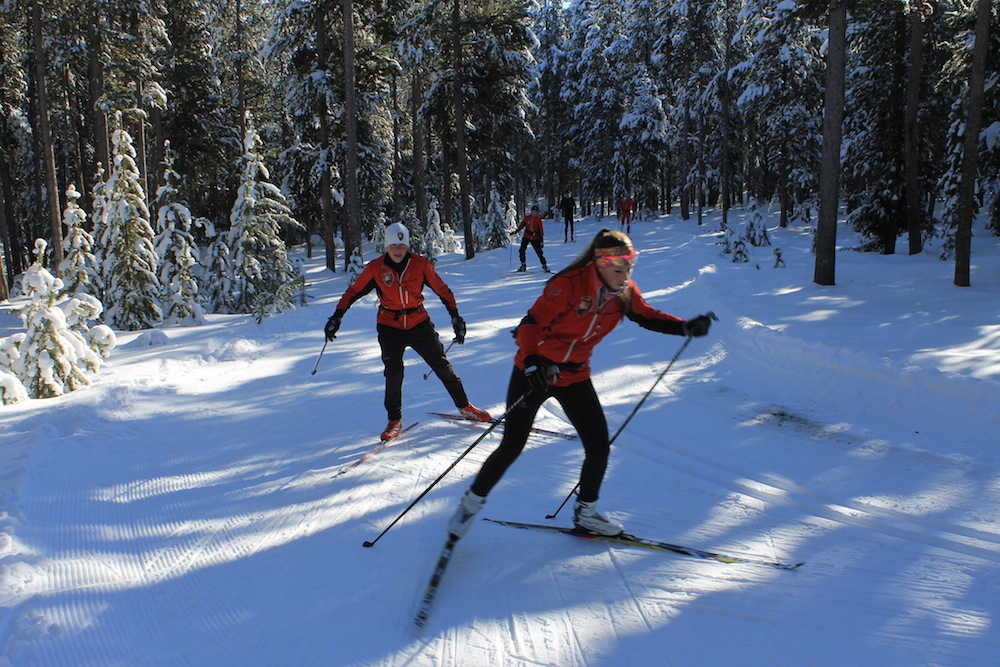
[448,488,487,538]
[573,499,624,536]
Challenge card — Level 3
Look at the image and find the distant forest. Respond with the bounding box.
[1,0,997,294]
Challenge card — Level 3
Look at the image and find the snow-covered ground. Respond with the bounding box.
[1,210,998,666]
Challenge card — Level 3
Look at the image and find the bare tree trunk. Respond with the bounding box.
[317,2,337,272]
[342,0,362,269]
[412,69,428,232]
[88,5,109,176]
[391,74,401,223]
[679,101,690,221]
[31,0,64,274]
[953,0,990,287]
[236,0,248,140]
[453,0,474,259]
[904,6,924,255]
[720,2,734,230]
[0,174,10,300]
[814,0,847,286]
[0,160,24,281]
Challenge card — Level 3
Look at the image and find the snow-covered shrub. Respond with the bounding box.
[153,145,206,325]
[228,121,305,319]
[6,240,117,400]
[101,112,163,331]
[59,183,103,299]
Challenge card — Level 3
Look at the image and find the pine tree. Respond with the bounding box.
[101,112,163,331]
[483,189,513,251]
[59,183,103,299]
[10,239,115,399]
[423,198,461,260]
[347,246,366,284]
[153,145,206,325]
[201,221,235,314]
[228,121,305,320]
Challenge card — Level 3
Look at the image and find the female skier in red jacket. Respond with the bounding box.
[447,228,713,537]
[324,223,491,440]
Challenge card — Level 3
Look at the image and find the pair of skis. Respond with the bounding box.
[333,422,420,478]
[337,412,578,481]
[428,411,578,440]
[413,517,804,628]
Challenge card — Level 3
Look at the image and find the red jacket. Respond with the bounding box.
[516,213,545,241]
[515,264,684,386]
[334,252,459,330]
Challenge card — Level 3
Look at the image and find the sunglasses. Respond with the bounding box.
[594,250,639,269]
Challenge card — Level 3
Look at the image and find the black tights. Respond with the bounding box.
[471,367,609,503]
[378,319,468,420]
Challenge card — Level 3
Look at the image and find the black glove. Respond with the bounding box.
[452,316,467,344]
[324,314,342,341]
[682,314,712,338]
[523,355,555,395]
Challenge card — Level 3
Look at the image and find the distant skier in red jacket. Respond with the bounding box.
[447,228,714,538]
[324,222,491,440]
[515,205,549,273]
[617,195,636,234]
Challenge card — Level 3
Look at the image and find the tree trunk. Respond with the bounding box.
[904,6,924,255]
[88,4,109,176]
[814,0,847,286]
[453,0,474,259]
[342,0,362,270]
[317,2,337,272]
[391,74,401,223]
[412,69,428,233]
[953,0,990,287]
[0,170,10,300]
[236,0,248,140]
[31,0,64,275]
[679,101,690,221]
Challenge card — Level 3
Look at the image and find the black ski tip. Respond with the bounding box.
[362,540,374,548]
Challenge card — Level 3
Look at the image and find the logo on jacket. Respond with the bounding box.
[382,270,394,286]
[576,296,593,316]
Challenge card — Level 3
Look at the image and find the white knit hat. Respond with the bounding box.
[384,222,410,249]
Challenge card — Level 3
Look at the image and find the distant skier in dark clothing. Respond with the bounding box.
[560,192,576,242]
[515,205,548,273]
[446,228,714,539]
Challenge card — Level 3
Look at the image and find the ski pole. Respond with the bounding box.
[310,338,329,376]
[545,313,716,519]
[363,393,529,548]
[423,339,457,380]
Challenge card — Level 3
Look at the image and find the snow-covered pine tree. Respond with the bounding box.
[102,112,163,331]
[423,198,461,260]
[200,219,235,314]
[90,163,112,300]
[153,144,206,325]
[483,189,512,251]
[733,0,823,227]
[0,334,29,404]
[228,121,305,321]
[59,183,103,299]
[347,246,366,284]
[10,240,117,399]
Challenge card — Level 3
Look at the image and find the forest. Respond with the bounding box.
[0,0,997,313]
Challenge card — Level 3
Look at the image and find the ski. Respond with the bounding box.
[484,518,804,571]
[414,534,459,628]
[428,412,578,440]
[333,422,420,478]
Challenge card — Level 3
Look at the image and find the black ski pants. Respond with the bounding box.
[378,319,469,420]
[518,237,547,269]
[471,366,610,503]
